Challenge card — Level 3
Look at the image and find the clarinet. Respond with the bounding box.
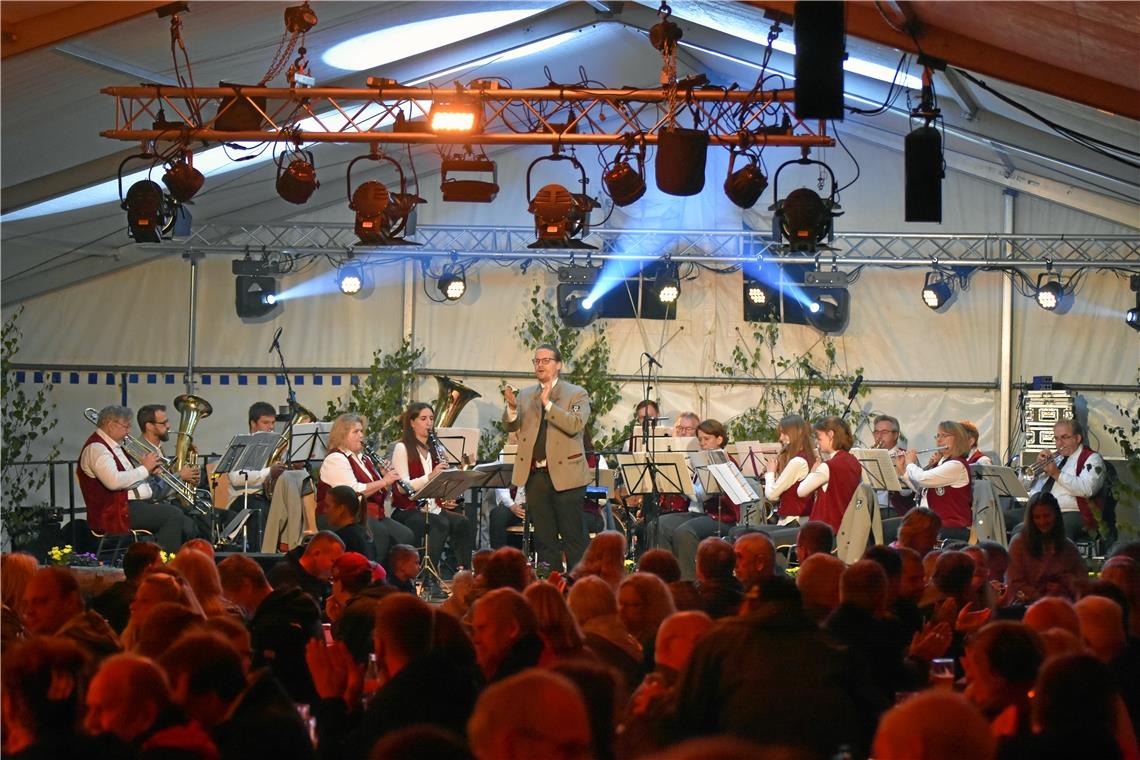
[364,444,416,498]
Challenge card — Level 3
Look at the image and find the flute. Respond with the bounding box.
[889,446,947,458]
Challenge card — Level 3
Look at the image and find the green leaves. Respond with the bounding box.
[325,338,426,447]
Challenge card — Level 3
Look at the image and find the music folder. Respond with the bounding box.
[434,427,480,466]
[215,431,283,475]
[616,451,694,498]
[851,448,904,492]
[971,464,1030,501]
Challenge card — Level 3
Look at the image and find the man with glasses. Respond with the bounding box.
[78,404,193,553]
[503,344,591,571]
[1030,419,1109,540]
[137,403,209,540]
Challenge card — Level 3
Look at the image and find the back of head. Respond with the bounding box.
[568,575,617,624]
[249,586,323,704]
[483,547,530,592]
[932,551,975,599]
[898,507,942,552]
[573,531,627,582]
[795,554,845,614]
[696,538,735,582]
[524,582,583,654]
[2,636,89,737]
[1,552,39,610]
[969,621,1044,687]
[369,725,474,760]
[136,602,206,659]
[862,545,902,579]
[874,690,995,760]
[477,587,538,639]
[796,521,834,558]
[1023,596,1080,636]
[1074,595,1126,662]
[304,530,346,557]
[95,652,172,719]
[619,573,677,632]
[472,548,494,577]
[1033,653,1120,737]
[376,593,435,662]
[122,542,162,582]
[839,559,888,614]
[467,669,590,760]
[654,610,713,673]
[178,538,216,561]
[169,548,224,602]
[159,632,246,703]
[638,549,682,584]
[741,574,803,616]
[218,554,271,595]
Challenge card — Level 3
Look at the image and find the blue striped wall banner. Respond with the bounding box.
[12,371,359,387]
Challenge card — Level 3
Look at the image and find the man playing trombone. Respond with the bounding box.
[78,405,196,553]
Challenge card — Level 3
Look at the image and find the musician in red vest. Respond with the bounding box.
[77,404,193,553]
[1030,418,1108,540]
[762,414,817,519]
[797,416,862,532]
[317,413,415,566]
[390,402,474,573]
[959,420,992,465]
[673,419,742,581]
[900,420,974,540]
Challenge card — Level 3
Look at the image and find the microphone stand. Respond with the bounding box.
[271,331,300,465]
[638,353,664,550]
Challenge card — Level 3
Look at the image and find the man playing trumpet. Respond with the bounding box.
[1028,419,1108,540]
[78,405,196,553]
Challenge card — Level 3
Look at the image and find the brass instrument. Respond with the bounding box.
[264,403,318,498]
[1026,450,1060,477]
[83,408,210,514]
[434,375,481,428]
[172,394,212,472]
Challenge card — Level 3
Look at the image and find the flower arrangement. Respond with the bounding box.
[47,545,100,567]
[624,558,636,574]
[160,550,174,564]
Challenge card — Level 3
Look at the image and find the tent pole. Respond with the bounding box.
[402,259,415,344]
[184,252,202,395]
[999,191,1016,463]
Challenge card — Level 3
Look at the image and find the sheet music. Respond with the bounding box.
[289,422,332,462]
[728,441,780,478]
[851,448,904,492]
[689,448,728,494]
[707,461,761,504]
[971,464,1031,501]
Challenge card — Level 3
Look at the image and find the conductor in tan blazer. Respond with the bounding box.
[503,344,591,571]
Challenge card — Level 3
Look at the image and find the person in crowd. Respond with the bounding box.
[1100,555,1140,635]
[439,570,476,619]
[898,420,974,539]
[89,541,162,633]
[224,401,288,549]
[267,530,345,605]
[390,402,474,573]
[762,414,817,519]
[1,636,133,757]
[467,669,593,760]
[524,581,589,664]
[963,544,998,610]
[962,621,1044,741]
[121,567,203,649]
[673,419,742,580]
[619,572,677,670]
[796,553,845,623]
[1,552,38,649]
[171,546,239,619]
[478,546,532,593]
[638,549,682,584]
[925,550,980,613]
[825,559,905,701]
[385,543,421,595]
[980,539,1012,590]
[325,551,382,624]
[1027,419,1109,540]
[86,652,218,757]
[134,602,206,659]
[217,554,273,621]
[503,344,592,572]
[318,412,414,563]
[798,416,862,532]
[471,587,543,682]
[873,690,996,760]
[1022,596,1081,636]
[323,484,377,561]
[549,659,619,760]
[568,575,644,691]
[691,538,743,619]
[1006,492,1086,602]
[864,544,904,606]
[732,531,778,591]
[370,726,475,760]
[1074,595,1140,729]
[571,530,628,591]
[78,404,193,552]
[795,519,834,563]
[159,631,314,760]
[893,546,927,637]
[960,420,993,465]
[894,506,943,557]
[22,566,119,661]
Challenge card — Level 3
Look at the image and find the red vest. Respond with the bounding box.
[77,432,132,534]
[777,450,815,518]
[317,450,387,520]
[926,456,973,529]
[811,450,862,532]
[967,449,989,465]
[391,443,439,512]
[1073,446,1101,529]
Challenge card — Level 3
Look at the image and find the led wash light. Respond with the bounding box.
[1035,271,1064,311]
[428,100,481,134]
[922,271,953,310]
[437,266,467,301]
[338,262,364,295]
[654,260,681,305]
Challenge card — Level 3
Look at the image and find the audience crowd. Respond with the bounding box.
[3,515,1140,760]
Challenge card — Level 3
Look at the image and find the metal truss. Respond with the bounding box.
[100,84,834,148]
[163,223,1140,269]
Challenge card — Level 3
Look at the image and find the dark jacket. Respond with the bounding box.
[267,547,330,606]
[333,524,376,562]
[250,587,323,705]
[213,670,316,760]
[89,580,136,634]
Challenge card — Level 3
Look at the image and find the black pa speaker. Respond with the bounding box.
[905,125,944,223]
[794,1,846,121]
[655,127,709,196]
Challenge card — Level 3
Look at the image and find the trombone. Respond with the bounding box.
[83,408,212,514]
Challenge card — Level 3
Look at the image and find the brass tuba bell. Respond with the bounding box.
[434,375,481,428]
[173,394,212,472]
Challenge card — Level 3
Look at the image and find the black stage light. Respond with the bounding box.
[794,0,846,120]
[905,124,944,223]
[235,275,279,319]
[346,152,425,245]
[558,284,598,328]
[724,150,768,209]
[437,266,467,301]
[338,262,364,295]
[922,271,953,310]
[1035,272,1064,311]
[440,156,499,203]
[276,148,319,205]
[804,288,849,333]
[123,180,168,243]
[1128,275,1140,331]
[655,260,681,304]
[604,140,647,207]
[770,158,842,252]
[526,153,599,249]
[351,181,390,244]
[655,127,709,196]
[162,152,204,203]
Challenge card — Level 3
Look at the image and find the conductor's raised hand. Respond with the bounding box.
[503,385,518,410]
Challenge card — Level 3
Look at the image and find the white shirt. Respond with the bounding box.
[80,428,152,500]
[906,458,970,508]
[764,456,810,502]
[797,461,831,499]
[320,448,375,495]
[391,441,441,514]
[229,466,271,497]
[1030,446,1106,514]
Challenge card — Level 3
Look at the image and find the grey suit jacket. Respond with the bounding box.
[503,378,591,491]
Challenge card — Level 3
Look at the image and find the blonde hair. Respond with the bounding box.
[937,420,971,458]
[1,553,39,614]
[567,575,617,625]
[327,413,366,452]
[570,531,627,590]
[169,549,229,618]
[617,573,676,639]
[524,582,584,657]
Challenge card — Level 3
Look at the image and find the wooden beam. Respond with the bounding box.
[1,2,171,59]
[745,1,1140,121]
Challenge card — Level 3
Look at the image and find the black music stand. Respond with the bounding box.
[288,422,331,463]
[409,470,489,598]
[971,465,1030,502]
[214,431,283,549]
[433,427,480,468]
[617,451,692,549]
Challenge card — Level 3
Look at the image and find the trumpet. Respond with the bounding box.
[889,446,947,458]
[1026,450,1060,477]
[83,408,211,514]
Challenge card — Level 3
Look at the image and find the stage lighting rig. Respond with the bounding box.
[119,153,191,242]
[922,270,954,310]
[557,264,600,328]
[1035,268,1064,311]
[603,136,647,207]
[440,152,499,203]
[437,265,467,301]
[162,150,204,202]
[346,150,425,246]
[275,145,319,205]
[724,149,768,209]
[526,152,599,249]
[770,156,842,252]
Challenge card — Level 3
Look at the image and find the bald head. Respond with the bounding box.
[86,654,171,742]
[1074,596,1126,663]
[873,690,995,760]
[1023,597,1080,636]
[840,559,888,615]
[796,553,845,618]
[654,611,714,673]
[468,670,591,760]
[733,532,775,588]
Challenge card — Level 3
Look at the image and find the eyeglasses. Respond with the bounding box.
[532,357,557,366]
[873,428,898,435]
[935,432,952,439]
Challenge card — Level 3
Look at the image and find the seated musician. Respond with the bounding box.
[797,416,862,533]
[872,414,915,515]
[647,411,704,557]
[624,399,661,453]
[390,403,474,573]
[1027,419,1108,540]
[959,420,992,465]
[897,420,973,540]
[318,413,415,566]
[136,403,207,540]
[78,405,195,553]
[225,402,287,549]
[762,414,817,521]
[673,419,741,581]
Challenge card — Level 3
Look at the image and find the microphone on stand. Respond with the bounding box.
[268,327,283,354]
[642,352,662,369]
[804,364,823,379]
[847,374,864,401]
